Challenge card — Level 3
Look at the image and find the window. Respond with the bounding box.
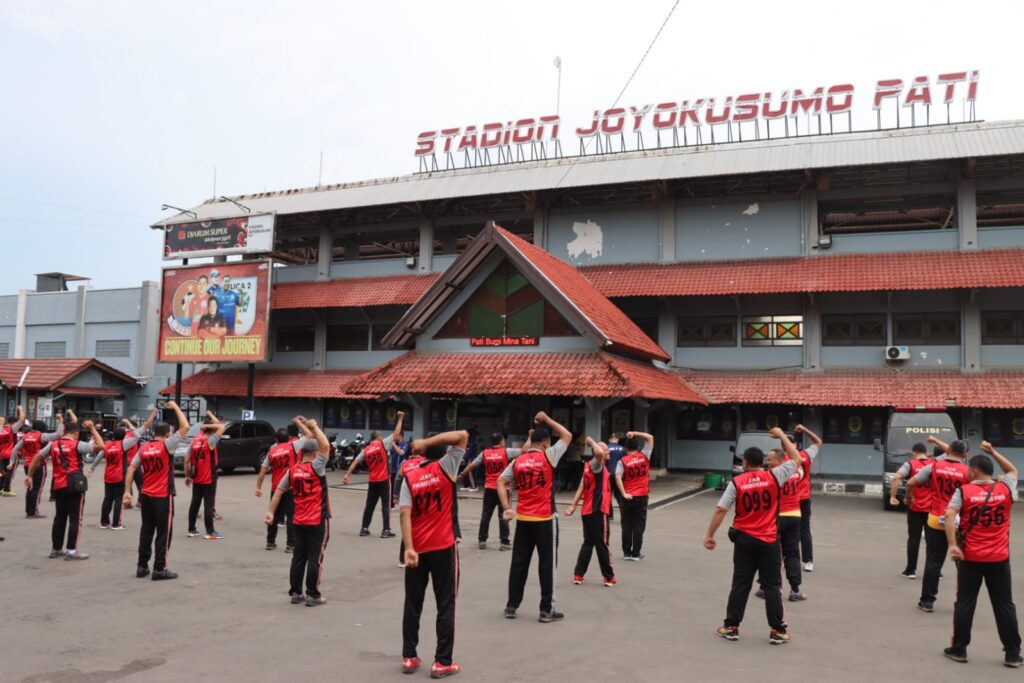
[327,325,369,351]
[369,401,413,431]
[742,316,803,347]
[982,311,1024,345]
[822,314,887,346]
[275,326,314,352]
[677,316,737,347]
[371,324,390,351]
[223,423,242,439]
[0,342,8,359]
[324,400,367,429]
[893,312,959,345]
[676,406,738,441]
[95,339,131,358]
[632,317,660,345]
[983,410,1024,448]
[822,408,888,445]
[34,341,66,358]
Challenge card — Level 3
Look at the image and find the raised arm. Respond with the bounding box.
[391,411,405,443]
[292,416,313,439]
[166,401,189,438]
[795,424,822,448]
[535,411,571,447]
[305,418,330,456]
[41,413,64,443]
[12,405,25,431]
[927,435,951,454]
[83,420,104,452]
[142,407,158,432]
[981,441,1018,479]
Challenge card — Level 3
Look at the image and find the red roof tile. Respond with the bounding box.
[494,226,669,361]
[55,386,124,398]
[583,248,1024,297]
[344,351,707,403]
[160,368,366,399]
[273,273,437,310]
[0,359,137,391]
[682,369,1024,409]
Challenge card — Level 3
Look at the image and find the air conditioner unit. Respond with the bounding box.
[886,345,910,361]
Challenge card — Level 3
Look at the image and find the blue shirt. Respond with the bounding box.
[607,443,626,471]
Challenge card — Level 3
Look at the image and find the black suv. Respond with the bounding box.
[173,420,276,474]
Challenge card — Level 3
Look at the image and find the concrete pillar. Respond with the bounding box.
[317,226,333,281]
[659,198,676,262]
[313,311,327,370]
[803,294,821,371]
[962,290,981,372]
[801,188,818,255]
[957,177,978,250]
[657,306,676,364]
[532,208,545,248]
[409,395,430,439]
[14,290,27,358]
[73,285,87,358]
[136,280,160,378]
[583,398,604,455]
[418,218,434,273]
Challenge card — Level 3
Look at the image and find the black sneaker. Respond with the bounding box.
[137,566,150,578]
[306,596,327,607]
[538,610,564,623]
[918,601,935,613]
[755,589,766,599]
[48,549,63,559]
[285,545,294,554]
[381,530,396,539]
[152,570,178,581]
[27,513,46,519]
[503,607,517,619]
[901,570,917,579]
[266,543,277,551]
[1005,654,1023,668]
[359,528,370,537]
[943,647,968,663]
[478,541,487,550]
[290,594,305,605]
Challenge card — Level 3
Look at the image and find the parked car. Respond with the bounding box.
[173,420,276,474]
[729,430,799,473]
[880,409,958,510]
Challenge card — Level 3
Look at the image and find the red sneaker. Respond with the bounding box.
[573,575,585,585]
[603,577,618,587]
[401,657,421,674]
[430,661,460,678]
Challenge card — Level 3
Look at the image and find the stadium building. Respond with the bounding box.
[156,120,1024,478]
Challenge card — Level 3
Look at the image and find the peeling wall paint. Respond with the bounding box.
[676,200,801,261]
[567,219,603,260]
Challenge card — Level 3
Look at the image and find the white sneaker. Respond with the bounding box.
[803,562,814,572]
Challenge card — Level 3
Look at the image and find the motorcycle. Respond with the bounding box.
[325,433,339,470]
[334,433,365,471]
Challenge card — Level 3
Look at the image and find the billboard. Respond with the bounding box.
[159,261,272,363]
[162,214,275,260]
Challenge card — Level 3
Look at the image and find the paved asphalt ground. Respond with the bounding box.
[3,471,1023,682]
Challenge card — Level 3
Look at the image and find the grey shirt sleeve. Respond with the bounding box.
[10,440,23,459]
[207,434,221,448]
[947,488,964,512]
[897,462,911,478]
[546,440,569,467]
[615,460,624,477]
[164,434,183,452]
[260,455,270,470]
[506,448,522,460]
[498,462,515,486]
[912,463,934,484]
[130,453,141,468]
[804,444,820,461]
[1003,473,1019,491]
[39,443,52,459]
[90,449,106,471]
[470,453,483,468]
[716,481,738,510]
[276,472,290,492]
[641,442,653,459]
[122,431,142,450]
[399,479,412,507]
[771,458,799,485]
[589,459,605,473]
[440,446,464,479]
[311,454,328,476]
[382,435,395,452]
[78,441,93,456]
[41,425,63,443]
[354,450,366,465]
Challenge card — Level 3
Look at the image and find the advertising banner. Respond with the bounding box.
[158,261,272,363]
[162,214,275,260]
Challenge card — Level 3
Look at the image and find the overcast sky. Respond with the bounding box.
[0,0,1018,290]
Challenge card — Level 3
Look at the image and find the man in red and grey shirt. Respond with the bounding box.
[343,411,405,538]
[255,417,314,552]
[615,430,654,561]
[794,424,822,572]
[458,431,521,551]
[399,429,467,677]
[704,428,800,645]
[11,417,58,518]
[0,405,25,495]
[765,434,817,602]
[123,401,190,580]
[264,418,330,606]
[943,441,1022,668]
[888,442,934,579]
[497,411,571,623]
[185,411,226,540]
[89,411,154,530]
[566,437,616,587]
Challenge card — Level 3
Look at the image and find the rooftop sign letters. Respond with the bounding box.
[415,70,979,171]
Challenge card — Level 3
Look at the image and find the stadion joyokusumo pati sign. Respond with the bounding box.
[414,70,979,169]
[158,261,272,363]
